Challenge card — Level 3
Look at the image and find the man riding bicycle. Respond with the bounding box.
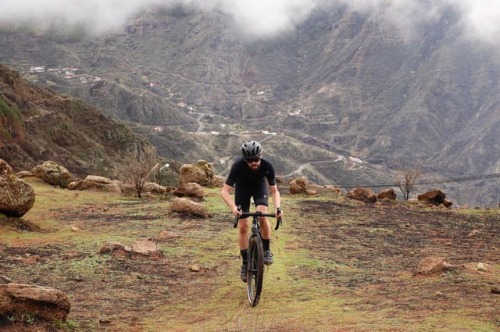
[221,140,282,282]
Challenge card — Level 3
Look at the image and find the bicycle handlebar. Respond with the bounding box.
[233,206,283,230]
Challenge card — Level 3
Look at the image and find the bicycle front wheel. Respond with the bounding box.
[247,234,264,306]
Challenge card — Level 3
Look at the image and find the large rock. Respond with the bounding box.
[131,240,161,256]
[174,182,204,200]
[32,160,76,188]
[170,197,209,218]
[377,188,397,200]
[0,159,35,217]
[418,189,446,205]
[179,160,217,187]
[289,177,308,194]
[99,240,163,257]
[68,175,121,193]
[347,187,377,203]
[418,189,453,207]
[143,182,167,194]
[0,283,71,322]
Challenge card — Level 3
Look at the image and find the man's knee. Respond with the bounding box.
[238,220,249,233]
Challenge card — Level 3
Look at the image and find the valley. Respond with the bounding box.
[0,3,499,207]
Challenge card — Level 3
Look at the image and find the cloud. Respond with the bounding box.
[452,0,500,44]
[0,0,167,33]
[0,0,499,45]
[217,0,324,38]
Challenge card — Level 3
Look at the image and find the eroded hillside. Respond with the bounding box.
[0,64,150,176]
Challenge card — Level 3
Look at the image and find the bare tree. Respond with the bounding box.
[395,159,422,200]
[119,147,160,198]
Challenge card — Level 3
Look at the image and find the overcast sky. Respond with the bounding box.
[0,0,499,45]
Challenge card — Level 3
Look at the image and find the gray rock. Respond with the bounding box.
[0,159,35,217]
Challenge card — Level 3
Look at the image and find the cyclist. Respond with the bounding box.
[221,140,282,282]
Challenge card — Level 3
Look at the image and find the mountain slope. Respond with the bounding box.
[0,64,150,176]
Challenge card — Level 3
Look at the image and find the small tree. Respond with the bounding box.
[395,159,422,200]
[119,147,160,198]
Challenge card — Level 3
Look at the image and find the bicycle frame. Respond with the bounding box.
[233,207,282,306]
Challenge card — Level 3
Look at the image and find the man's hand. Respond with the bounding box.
[232,205,242,217]
[276,207,283,218]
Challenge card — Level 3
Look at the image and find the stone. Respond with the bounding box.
[179,160,217,187]
[347,187,377,203]
[170,197,209,218]
[0,159,35,217]
[0,283,71,322]
[377,188,396,200]
[174,181,205,200]
[32,160,76,188]
[68,175,121,193]
[289,177,308,194]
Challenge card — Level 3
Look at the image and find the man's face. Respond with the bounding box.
[245,156,261,171]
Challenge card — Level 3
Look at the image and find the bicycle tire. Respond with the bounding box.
[247,234,264,306]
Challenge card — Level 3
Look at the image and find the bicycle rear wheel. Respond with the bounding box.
[247,234,264,306]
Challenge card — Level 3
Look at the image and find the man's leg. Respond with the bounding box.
[238,218,249,282]
[235,189,251,282]
[256,205,273,265]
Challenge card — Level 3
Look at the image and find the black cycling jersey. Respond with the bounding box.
[225,157,277,211]
[225,157,277,187]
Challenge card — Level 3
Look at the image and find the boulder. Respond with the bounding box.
[418,190,452,207]
[347,187,377,203]
[212,175,225,188]
[174,182,204,200]
[131,240,161,256]
[68,175,121,193]
[289,177,308,194]
[99,240,162,257]
[377,188,397,200]
[32,160,76,188]
[143,182,167,194]
[0,283,71,322]
[170,197,209,218]
[414,257,455,276]
[0,159,35,217]
[179,160,217,187]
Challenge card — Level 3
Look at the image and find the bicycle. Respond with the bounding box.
[233,206,282,307]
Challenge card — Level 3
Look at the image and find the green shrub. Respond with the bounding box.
[0,95,22,119]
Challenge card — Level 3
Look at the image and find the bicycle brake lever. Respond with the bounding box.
[233,205,242,228]
[275,217,282,230]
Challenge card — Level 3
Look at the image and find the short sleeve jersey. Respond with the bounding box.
[225,157,277,188]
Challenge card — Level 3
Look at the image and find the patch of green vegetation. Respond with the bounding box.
[54,319,80,331]
[7,312,36,325]
[0,95,24,139]
[58,255,108,279]
[0,95,21,119]
[416,311,498,332]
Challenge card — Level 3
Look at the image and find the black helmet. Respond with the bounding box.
[241,140,262,158]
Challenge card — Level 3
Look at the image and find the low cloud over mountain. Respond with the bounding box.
[1,0,499,45]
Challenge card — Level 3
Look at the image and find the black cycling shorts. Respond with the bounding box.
[234,182,269,212]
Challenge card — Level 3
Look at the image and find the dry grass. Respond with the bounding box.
[0,179,499,331]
